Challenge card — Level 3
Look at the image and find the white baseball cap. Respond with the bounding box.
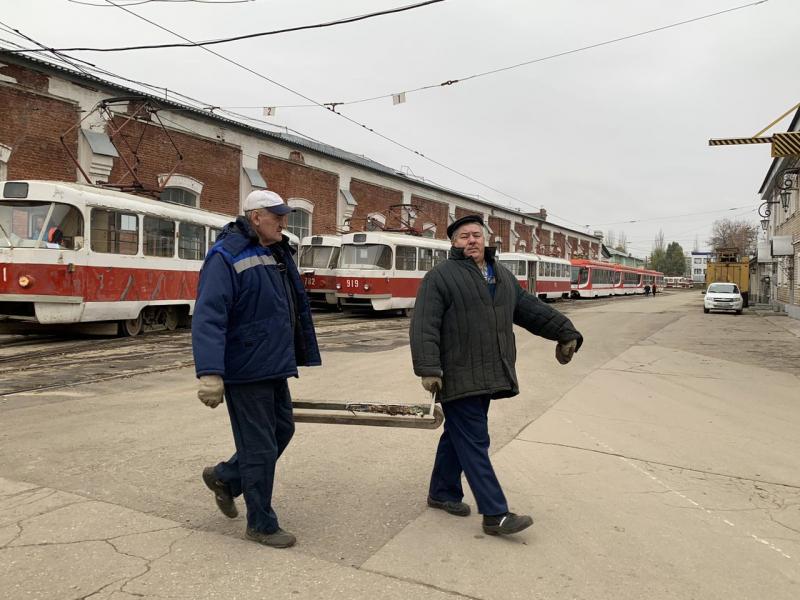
[243,189,292,215]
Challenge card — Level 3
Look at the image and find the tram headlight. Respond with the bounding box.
[335,282,341,290]
[18,275,33,288]
[363,283,371,291]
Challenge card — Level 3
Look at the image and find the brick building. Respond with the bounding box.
[758,109,800,319]
[0,52,601,259]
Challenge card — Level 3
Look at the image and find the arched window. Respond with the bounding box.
[366,213,386,231]
[161,187,198,207]
[158,174,203,208]
[288,209,310,240]
[421,222,436,238]
[287,198,313,240]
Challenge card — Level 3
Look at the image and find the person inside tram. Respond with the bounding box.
[47,226,63,245]
[410,214,583,537]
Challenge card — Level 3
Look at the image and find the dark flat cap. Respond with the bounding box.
[447,214,484,239]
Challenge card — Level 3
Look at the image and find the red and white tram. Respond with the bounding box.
[335,231,450,314]
[498,252,571,300]
[298,234,341,308]
[570,259,618,298]
[0,180,287,335]
[570,259,664,298]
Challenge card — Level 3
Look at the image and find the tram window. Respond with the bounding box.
[178,222,205,260]
[433,249,448,266]
[418,247,434,271]
[300,245,334,269]
[339,244,392,270]
[500,260,525,276]
[328,247,341,269]
[614,271,621,285]
[90,209,138,255]
[144,216,175,257]
[396,245,417,271]
[538,262,544,276]
[208,227,221,248]
[624,272,640,285]
[0,201,84,250]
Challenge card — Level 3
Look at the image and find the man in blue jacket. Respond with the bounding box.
[192,189,321,549]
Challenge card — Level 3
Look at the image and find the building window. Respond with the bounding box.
[143,216,175,257]
[161,187,198,207]
[90,209,138,255]
[287,209,311,240]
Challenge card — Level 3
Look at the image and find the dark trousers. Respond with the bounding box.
[214,379,294,534]
[428,395,508,516]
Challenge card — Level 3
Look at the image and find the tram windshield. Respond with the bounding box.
[300,245,340,269]
[571,266,588,285]
[339,243,392,270]
[0,200,84,249]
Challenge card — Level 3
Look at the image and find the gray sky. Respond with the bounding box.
[3,0,797,256]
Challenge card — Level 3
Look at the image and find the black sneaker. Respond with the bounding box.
[202,467,238,519]
[427,496,471,517]
[482,512,533,536]
[246,527,296,548]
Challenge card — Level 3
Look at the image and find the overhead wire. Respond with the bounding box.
[96,0,554,217]
[6,0,768,117]
[8,1,446,53]
[68,0,254,6]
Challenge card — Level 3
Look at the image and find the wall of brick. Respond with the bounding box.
[0,64,49,93]
[259,153,339,234]
[0,85,78,182]
[411,195,448,239]
[349,178,403,230]
[488,216,511,252]
[514,222,534,251]
[107,117,241,215]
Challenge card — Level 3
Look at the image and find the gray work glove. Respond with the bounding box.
[421,376,442,394]
[198,375,224,408]
[555,339,578,365]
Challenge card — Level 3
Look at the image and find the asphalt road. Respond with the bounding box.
[1,290,798,599]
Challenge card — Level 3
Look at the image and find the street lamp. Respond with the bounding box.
[777,167,798,211]
[760,166,799,219]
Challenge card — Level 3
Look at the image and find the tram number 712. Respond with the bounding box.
[304,276,316,286]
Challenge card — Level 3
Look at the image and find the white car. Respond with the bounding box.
[703,282,744,315]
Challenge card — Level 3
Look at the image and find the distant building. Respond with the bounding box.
[606,246,645,268]
[687,251,713,283]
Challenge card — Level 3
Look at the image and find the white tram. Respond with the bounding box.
[498,252,571,300]
[0,180,292,335]
[298,234,341,308]
[335,231,450,314]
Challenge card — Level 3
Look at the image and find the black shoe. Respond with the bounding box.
[202,467,238,519]
[427,496,471,517]
[482,512,533,536]
[246,527,296,548]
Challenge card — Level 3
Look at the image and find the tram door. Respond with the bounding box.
[527,260,537,294]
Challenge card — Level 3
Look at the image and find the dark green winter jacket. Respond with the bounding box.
[410,246,583,403]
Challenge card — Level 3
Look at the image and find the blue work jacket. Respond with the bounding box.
[192,217,321,383]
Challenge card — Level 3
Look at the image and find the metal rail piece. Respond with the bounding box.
[292,400,443,430]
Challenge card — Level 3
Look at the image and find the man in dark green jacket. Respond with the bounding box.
[410,214,583,536]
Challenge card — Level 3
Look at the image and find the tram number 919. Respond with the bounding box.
[346,279,360,288]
